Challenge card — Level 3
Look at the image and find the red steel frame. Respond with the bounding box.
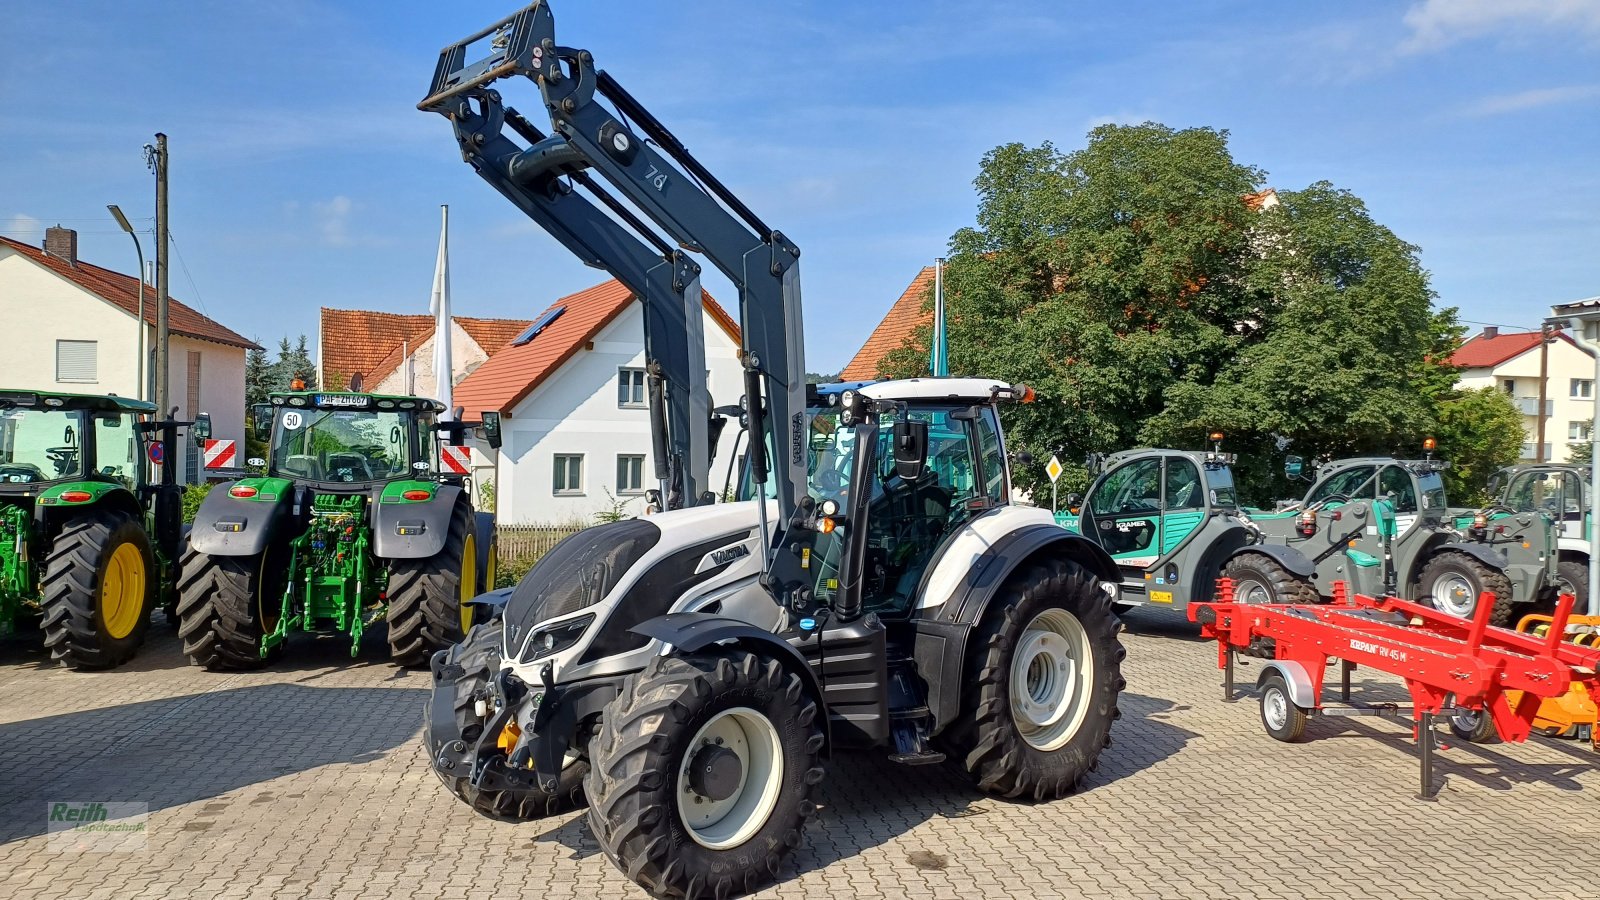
[1190,580,1600,744]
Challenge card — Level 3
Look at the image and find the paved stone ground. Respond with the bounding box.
[1,607,1595,900]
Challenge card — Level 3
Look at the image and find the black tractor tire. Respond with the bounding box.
[586,649,825,899]
[431,621,587,822]
[40,509,157,669]
[940,557,1123,801]
[387,502,475,667]
[175,540,285,670]
[1415,552,1515,627]
[1553,557,1589,607]
[1222,552,1320,659]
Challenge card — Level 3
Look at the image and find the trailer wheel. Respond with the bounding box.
[1222,553,1318,659]
[1259,673,1308,742]
[387,502,474,667]
[40,509,156,669]
[943,557,1123,801]
[1447,704,1499,744]
[1416,552,1514,627]
[175,540,286,670]
[586,648,824,899]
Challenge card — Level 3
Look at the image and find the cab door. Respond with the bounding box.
[1083,456,1164,570]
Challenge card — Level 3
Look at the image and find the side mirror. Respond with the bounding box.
[1015,450,1034,466]
[480,411,503,450]
[891,417,928,481]
[1084,452,1105,476]
[1284,455,1304,479]
[706,414,727,463]
[64,424,76,445]
[192,412,212,442]
[251,404,273,437]
[1064,492,1083,510]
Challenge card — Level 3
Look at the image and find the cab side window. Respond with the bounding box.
[92,414,135,488]
[1307,466,1376,505]
[974,408,1007,505]
[1089,457,1162,514]
[1164,458,1202,510]
[1378,466,1418,514]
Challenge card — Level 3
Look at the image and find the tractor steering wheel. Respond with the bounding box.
[815,468,845,493]
[1314,492,1351,508]
[45,446,80,472]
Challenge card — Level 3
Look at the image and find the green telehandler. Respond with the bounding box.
[177,391,501,669]
[0,389,187,668]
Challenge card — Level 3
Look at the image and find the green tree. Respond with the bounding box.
[1429,387,1526,506]
[244,343,273,407]
[1568,420,1593,466]
[267,335,318,392]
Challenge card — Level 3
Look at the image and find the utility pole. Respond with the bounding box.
[1536,323,1551,462]
[146,133,174,484]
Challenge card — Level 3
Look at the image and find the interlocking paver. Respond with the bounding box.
[1,607,1596,899]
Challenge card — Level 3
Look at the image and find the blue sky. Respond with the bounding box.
[2,0,1597,373]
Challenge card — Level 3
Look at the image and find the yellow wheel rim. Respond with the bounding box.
[99,542,147,640]
[459,532,477,634]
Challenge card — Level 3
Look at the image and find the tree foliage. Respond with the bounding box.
[1430,387,1526,506]
[878,122,1518,502]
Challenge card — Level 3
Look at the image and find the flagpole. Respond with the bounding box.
[432,204,454,419]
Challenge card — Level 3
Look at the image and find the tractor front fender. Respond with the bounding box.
[631,612,830,750]
[1231,543,1316,579]
[186,482,293,557]
[917,524,1120,736]
[1430,542,1510,574]
[372,484,466,559]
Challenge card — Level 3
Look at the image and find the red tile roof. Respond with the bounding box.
[839,267,935,381]
[1452,329,1573,369]
[317,308,533,389]
[451,278,742,419]
[0,235,258,350]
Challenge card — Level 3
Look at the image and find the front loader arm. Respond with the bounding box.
[421,3,813,607]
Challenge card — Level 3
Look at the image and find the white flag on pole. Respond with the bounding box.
[431,204,454,420]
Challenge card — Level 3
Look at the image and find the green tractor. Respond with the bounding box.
[0,389,187,668]
[177,391,501,669]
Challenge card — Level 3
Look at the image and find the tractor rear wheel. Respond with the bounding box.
[586,649,824,899]
[1222,553,1319,658]
[40,509,156,669]
[175,540,286,670]
[942,557,1123,801]
[1416,552,1514,627]
[387,503,474,667]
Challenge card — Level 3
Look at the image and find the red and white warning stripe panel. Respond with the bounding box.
[202,439,237,469]
[441,445,473,474]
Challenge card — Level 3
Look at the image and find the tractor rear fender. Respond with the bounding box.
[1228,543,1316,580]
[1257,660,1316,709]
[372,484,466,559]
[186,483,293,557]
[916,524,1120,736]
[474,510,496,577]
[630,612,830,750]
[38,482,141,522]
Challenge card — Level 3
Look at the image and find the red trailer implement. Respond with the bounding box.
[1190,580,1600,799]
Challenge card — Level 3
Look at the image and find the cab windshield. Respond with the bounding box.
[269,407,425,484]
[0,408,86,484]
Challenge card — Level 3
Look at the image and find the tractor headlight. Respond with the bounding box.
[526,615,594,662]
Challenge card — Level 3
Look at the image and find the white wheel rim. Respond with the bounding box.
[1235,576,1272,605]
[1262,686,1288,731]
[1431,573,1476,618]
[1009,608,1094,751]
[677,707,783,850]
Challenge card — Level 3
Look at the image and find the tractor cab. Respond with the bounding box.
[0,390,152,492]
[1469,463,1588,603]
[256,392,443,487]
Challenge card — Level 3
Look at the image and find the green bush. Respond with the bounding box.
[181,482,214,524]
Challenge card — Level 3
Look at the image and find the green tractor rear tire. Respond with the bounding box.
[387,502,474,667]
[176,542,286,670]
[40,509,157,670]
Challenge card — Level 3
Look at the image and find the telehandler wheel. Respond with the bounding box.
[943,557,1123,801]
[1416,552,1514,628]
[1553,558,1588,607]
[176,540,287,670]
[40,510,156,669]
[1222,553,1319,659]
[431,622,587,821]
[387,502,474,667]
[586,648,825,899]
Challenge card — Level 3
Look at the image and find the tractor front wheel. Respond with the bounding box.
[40,510,157,669]
[387,503,474,667]
[942,557,1123,801]
[175,541,286,670]
[586,649,825,899]
[1416,552,1514,627]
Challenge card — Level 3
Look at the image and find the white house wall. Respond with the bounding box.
[371,320,489,398]
[496,304,743,524]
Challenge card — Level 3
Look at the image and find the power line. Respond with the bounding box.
[167,230,210,316]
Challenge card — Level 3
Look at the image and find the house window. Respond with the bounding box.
[56,340,97,383]
[1501,379,1516,396]
[617,454,646,494]
[553,454,584,494]
[617,368,647,408]
[1573,379,1594,400]
[1569,421,1592,442]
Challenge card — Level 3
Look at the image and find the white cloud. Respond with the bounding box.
[1459,84,1600,117]
[3,213,42,241]
[1402,0,1600,53]
[311,195,353,246]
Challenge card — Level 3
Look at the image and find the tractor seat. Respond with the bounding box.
[281,454,323,480]
[325,453,375,482]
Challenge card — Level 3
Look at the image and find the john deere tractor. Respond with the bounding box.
[0,389,186,668]
[178,391,500,669]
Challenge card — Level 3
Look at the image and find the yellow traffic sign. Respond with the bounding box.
[1046,454,1064,483]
